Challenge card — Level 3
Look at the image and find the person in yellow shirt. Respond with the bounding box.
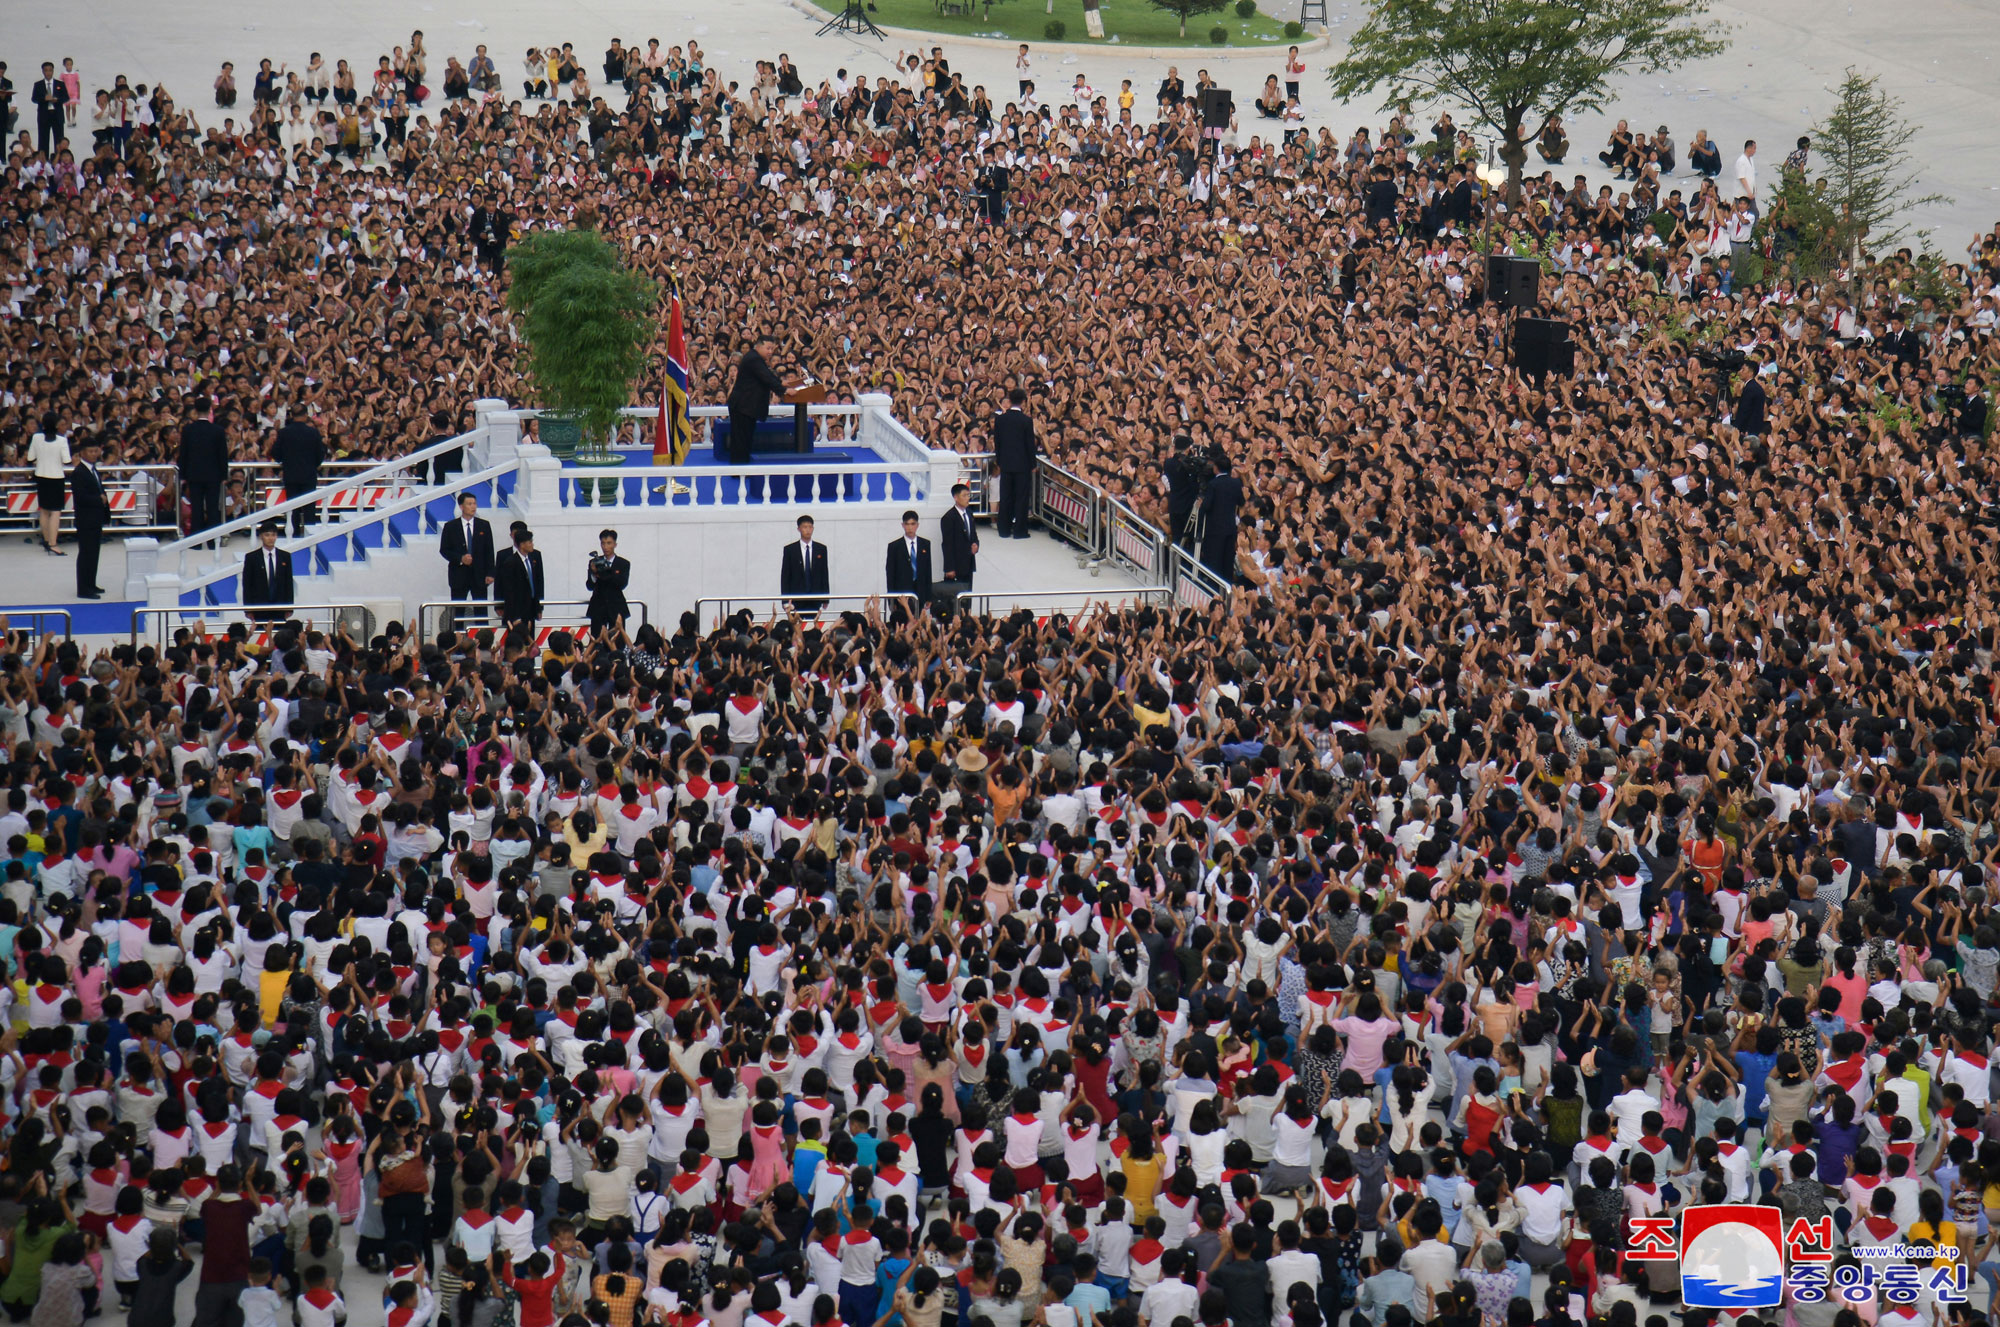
[259,945,296,1027]
[1118,80,1135,113]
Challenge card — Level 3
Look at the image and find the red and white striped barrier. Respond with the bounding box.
[7,490,139,515]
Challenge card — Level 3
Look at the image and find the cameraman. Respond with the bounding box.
[585,528,632,637]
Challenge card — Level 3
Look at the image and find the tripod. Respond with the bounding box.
[816,0,886,38]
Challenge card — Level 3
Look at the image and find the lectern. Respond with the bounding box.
[782,385,829,454]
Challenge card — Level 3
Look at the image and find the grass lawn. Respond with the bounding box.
[805,0,1300,48]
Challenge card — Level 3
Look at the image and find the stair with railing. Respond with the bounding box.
[125,400,524,619]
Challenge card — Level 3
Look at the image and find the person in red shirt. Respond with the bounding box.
[503,1250,564,1327]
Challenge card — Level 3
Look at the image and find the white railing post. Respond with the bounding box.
[856,392,891,453]
[927,450,960,505]
[145,572,184,611]
[122,537,160,602]
[473,399,515,469]
[514,444,561,519]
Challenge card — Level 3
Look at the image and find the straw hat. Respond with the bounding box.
[955,747,990,773]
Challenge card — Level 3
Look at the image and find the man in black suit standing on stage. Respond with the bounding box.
[885,509,934,610]
[780,514,831,613]
[438,491,495,627]
[178,396,229,533]
[993,387,1037,538]
[726,335,792,465]
[271,403,326,534]
[939,482,978,599]
[242,521,296,622]
[69,438,111,600]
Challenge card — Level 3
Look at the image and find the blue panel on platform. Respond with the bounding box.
[712,418,817,452]
[0,599,147,635]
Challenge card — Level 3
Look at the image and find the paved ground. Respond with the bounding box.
[9,0,1999,241]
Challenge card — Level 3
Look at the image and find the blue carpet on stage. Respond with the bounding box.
[0,599,143,636]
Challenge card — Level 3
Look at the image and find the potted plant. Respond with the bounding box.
[505,221,658,504]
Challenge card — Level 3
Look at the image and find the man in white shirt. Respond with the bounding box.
[1137,1251,1199,1327]
[1266,1227,1322,1305]
[1733,139,1757,211]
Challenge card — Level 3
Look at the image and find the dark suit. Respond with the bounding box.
[726,349,787,465]
[69,460,110,597]
[1197,470,1244,582]
[178,417,229,532]
[439,514,496,626]
[242,545,296,622]
[885,534,934,605]
[1732,378,1767,436]
[32,77,66,156]
[992,407,1037,536]
[779,539,830,612]
[939,504,978,591]
[495,547,545,626]
[272,419,326,534]
[585,553,632,633]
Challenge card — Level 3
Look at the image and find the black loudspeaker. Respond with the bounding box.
[1486,255,1540,310]
[1514,317,1573,378]
[1200,88,1233,129]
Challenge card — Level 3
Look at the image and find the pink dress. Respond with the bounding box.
[73,966,106,1021]
[326,1138,364,1222]
[746,1123,786,1198]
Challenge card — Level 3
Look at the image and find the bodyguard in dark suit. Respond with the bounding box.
[242,521,296,622]
[992,387,1037,537]
[68,439,110,600]
[885,510,934,604]
[779,514,831,613]
[271,409,326,534]
[438,492,496,627]
[495,528,545,628]
[939,483,978,593]
[1732,367,1768,436]
[726,335,790,465]
[178,397,229,533]
[1197,455,1244,583]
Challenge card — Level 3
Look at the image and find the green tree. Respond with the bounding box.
[1808,67,1949,266]
[1148,0,1227,38]
[1327,0,1727,201]
[505,228,659,450]
[1758,168,1842,279]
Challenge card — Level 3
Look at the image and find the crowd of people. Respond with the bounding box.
[6,19,2000,1327]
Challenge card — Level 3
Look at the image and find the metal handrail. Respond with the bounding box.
[955,451,994,517]
[1104,497,1170,584]
[157,427,490,577]
[1032,459,1103,562]
[955,586,1173,617]
[130,603,367,647]
[178,458,517,594]
[0,464,178,536]
[1,611,74,641]
[694,593,919,627]
[1169,544,1233,608]
[415,599,651,644]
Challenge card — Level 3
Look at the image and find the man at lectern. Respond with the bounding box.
[725,334,794,465]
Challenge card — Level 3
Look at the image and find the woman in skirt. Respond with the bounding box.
[26,413,70,555]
